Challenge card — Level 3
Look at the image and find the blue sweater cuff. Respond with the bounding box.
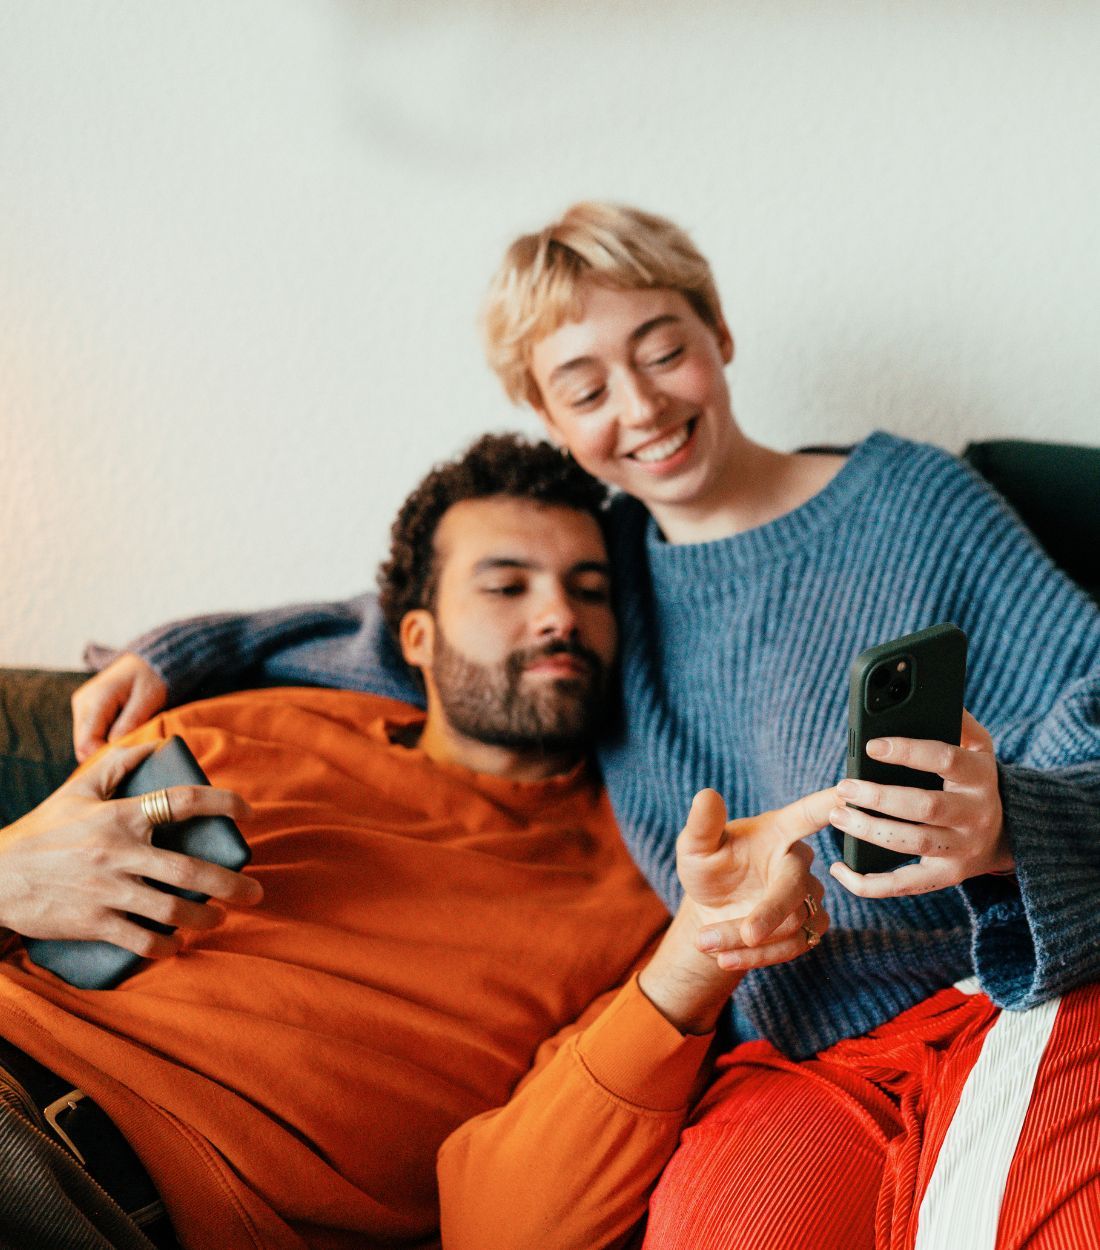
[962,760,1100,1009]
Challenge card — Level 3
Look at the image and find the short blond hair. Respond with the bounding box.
[482,202,724,408]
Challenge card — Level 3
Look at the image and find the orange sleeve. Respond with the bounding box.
[437,973,714,1250]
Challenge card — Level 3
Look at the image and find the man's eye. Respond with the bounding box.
[484,584,524,597]
[575,584,611,604]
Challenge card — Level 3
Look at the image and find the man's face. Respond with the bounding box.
[410,497,616,755]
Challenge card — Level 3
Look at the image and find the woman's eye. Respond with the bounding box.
[645,346,684,368]
[484,584,524,597]
[570,386,605,410]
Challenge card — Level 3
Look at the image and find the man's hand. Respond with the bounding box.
[638,787,833,1034]
[72,654,169,762]
[829,709,1011,898]
[680,787,833,967]
[0,742,262,957]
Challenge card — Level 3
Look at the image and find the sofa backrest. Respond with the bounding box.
[962,439,1099,604]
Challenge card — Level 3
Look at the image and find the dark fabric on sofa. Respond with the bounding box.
[962,439,1100,602]
[0,669,82,827]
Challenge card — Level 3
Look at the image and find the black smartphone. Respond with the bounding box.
[843,623,968,874]
[24,735,251,990]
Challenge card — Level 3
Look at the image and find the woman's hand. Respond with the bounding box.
[0,742,261,957]
[829,709,1011,898]
[72,654,169,762]
[638,787,833,1034]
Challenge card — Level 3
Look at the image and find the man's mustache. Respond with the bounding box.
[510,639,605,680]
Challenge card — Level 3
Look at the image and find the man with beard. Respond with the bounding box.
[0,435,831,1250]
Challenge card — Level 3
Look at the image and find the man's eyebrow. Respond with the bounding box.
[570,560,612,578]
[472,557,536,574]
[470,557,611,577]
[547,315,683,386]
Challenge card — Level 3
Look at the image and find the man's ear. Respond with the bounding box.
[399,609,436,673]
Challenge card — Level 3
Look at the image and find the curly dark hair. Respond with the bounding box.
[377,433,609,651]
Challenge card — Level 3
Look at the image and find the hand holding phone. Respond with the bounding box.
[830,624,1012,897]
[23,736,254,990]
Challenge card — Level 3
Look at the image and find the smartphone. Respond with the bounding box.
[24,735,251,990]
[843,623,967,874]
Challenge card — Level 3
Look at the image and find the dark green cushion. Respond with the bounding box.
[963,439,1100,602]
[0,669,83,826]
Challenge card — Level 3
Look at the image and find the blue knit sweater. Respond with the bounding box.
[113,434,1100,1059]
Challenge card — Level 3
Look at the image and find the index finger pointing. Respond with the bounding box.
[771,787,841,848]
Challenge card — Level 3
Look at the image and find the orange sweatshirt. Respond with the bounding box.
[438,973,716,1250]
[0,688,673,1249]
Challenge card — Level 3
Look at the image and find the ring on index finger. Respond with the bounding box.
[802,894,818,922]
[140,789,174,828]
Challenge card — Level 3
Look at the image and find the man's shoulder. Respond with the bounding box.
[156,686,421,746]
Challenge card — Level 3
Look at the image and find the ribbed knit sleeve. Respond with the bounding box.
[88,593,423,708]
[965,728,1100,1009]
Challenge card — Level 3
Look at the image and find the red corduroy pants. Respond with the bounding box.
[644,982,1100,1250]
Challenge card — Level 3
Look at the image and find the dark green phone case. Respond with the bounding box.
[844,623,968,874]
[24,736,251,990]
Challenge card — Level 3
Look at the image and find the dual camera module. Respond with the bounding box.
[865,655,914,713]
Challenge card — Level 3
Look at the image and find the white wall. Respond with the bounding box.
[2,0,1097,668]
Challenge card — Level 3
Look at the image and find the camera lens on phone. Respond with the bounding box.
[870,664,892,689]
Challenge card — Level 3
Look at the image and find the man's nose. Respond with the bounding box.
[533,585,579,639]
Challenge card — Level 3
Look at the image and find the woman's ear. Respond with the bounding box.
[527,379,561,444]
[715,317,735,365]
[399,609,436,673]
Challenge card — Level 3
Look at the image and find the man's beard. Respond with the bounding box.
[431,629,607,754]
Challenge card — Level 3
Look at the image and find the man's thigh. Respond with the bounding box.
[0,1081,154,1250]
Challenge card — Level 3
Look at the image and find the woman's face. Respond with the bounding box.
[528,284,737,514]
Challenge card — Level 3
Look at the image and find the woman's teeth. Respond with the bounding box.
[632,422,692,463]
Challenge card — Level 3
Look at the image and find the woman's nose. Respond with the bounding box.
[617,370,665,427]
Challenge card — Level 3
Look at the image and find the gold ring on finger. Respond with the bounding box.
[140,788,174,828]
[801,924,821,950]
[802,894,818,922]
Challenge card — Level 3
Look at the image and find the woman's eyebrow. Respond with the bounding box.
[547,315,684,386]
[629,314,682,344]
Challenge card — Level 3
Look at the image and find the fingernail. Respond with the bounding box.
[867,738,888,757]
[829,807,847,825]
[837,779,858,797]
[697,929,720,952]
[717,952,744,970]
